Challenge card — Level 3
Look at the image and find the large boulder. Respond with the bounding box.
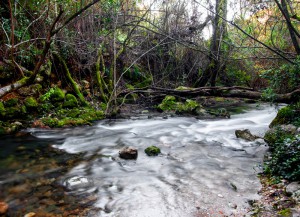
[235,129,259,141]
[119,146,138,159]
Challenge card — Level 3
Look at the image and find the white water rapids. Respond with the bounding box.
[32,104,278,217]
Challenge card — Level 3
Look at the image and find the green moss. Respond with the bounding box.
[270,106,295,127]
[175,86,196,91]
[145,146,161,156]
[278,208,292,217]
[0,102,5,116]
[63,94,78,108]
[41,117,59,128]
[24,97,38,109]
[157,96,177,111]
[5,98,19,107]
[67,108,81,118]
[50,87,65,102]
[157,96,200,114]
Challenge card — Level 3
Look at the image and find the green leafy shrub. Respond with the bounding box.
[40,88,55,102]
[264,135,300,181]
[157,96,177,111]
[261,57,300,94]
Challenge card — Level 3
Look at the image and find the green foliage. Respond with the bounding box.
[224,67,251,86]
[4,98,19,107]
[41,107,105,128]
[157,96,177,111]
[40,87,66,103]
[264,134,300,181]
[63,94,78,108]
[261,87,276,102]
[157,96,200,114]
[40,88,55,102]
[260,57,300,94]
[145,146,161,156]
[0,102,5,116]
[24,97,38,109]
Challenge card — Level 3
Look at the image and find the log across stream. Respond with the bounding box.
[0,104,278,216]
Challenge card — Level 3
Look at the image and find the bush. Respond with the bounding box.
[264,135,300,181]
[260,57,300,94]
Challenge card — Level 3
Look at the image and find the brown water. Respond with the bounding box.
[0,104,278,216]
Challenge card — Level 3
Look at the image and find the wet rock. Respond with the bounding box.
[145,146,161,156]
[119,146,138,159]
[235,129,259,141]
[64,176,94,191]
[286,182,300,194]
[24,212,36,217]
[0,201,8,214]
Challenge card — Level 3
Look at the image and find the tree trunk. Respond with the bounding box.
[194,0,227,87]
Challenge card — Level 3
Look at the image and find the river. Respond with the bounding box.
[0,104,278,216]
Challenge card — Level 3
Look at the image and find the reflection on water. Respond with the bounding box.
[30,104,278,216]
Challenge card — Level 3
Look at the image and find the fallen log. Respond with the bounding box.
[120,86,300,103]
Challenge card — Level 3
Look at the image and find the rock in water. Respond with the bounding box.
[119,146,138,159]
[235,129,259,141]
[145,146,161,156]
[0,201,8,214]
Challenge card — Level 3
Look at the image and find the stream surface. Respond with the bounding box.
[0,104,278,216]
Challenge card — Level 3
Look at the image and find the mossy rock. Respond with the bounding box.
[24,97,38,109]
[50,87,65,102]
[157,96,200,114]
[4,98,19,107]
[145,146,161,156]
[270,106,295,127]
[0,102,5,116]
[63,94,78,108]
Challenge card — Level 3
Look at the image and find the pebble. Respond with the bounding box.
[0,201,8,214]
[24,212,36,217]
[218,194,224,198]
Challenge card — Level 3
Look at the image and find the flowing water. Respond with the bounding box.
[0,104,278,216]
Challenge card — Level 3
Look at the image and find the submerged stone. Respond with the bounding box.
[64,176,94,191]
[0,201,8,214]
[145,146,161,156]
[119,146,138,159]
